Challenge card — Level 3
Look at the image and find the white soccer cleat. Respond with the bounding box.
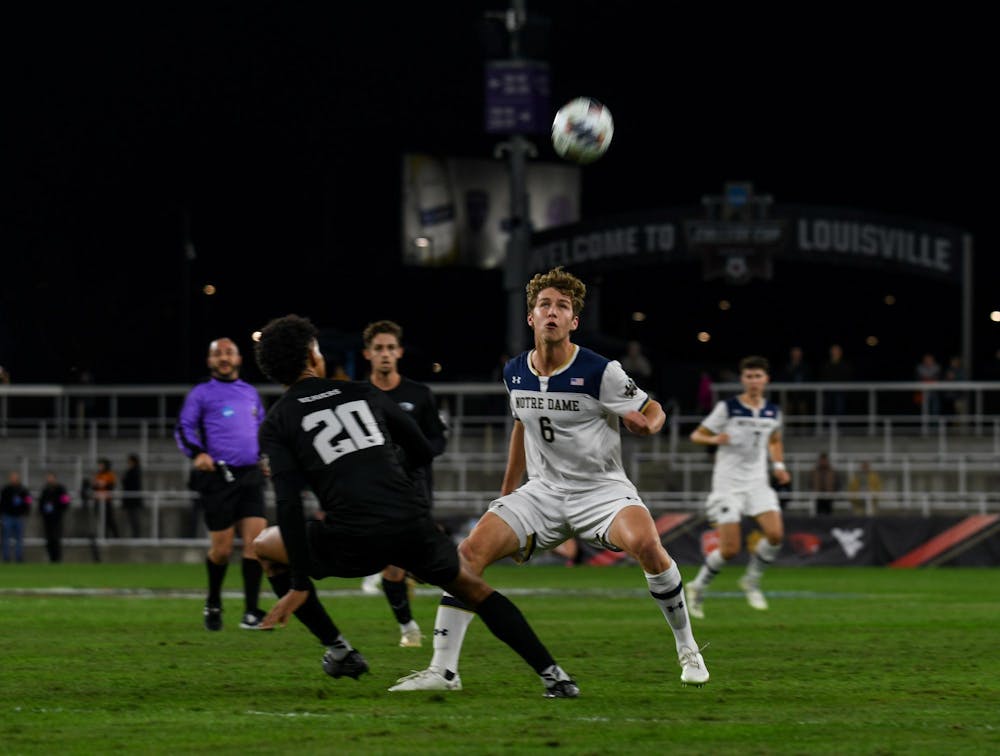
[678,646,710,687]
[738,576,769,611]
[360,573,382,595]
[685,583,705,620]
[388,668,462,692]
[399,628,423,648]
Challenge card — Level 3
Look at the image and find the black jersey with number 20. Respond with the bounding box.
[259,377,434,536]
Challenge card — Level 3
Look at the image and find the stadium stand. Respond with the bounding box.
[2,381,999,561]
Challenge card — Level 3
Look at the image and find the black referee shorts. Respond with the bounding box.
[306,516,459,587]
[189,466,266,532]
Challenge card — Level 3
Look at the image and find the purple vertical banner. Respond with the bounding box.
[484,59,550,134]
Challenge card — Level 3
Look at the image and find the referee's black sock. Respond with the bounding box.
[474,590,555,674]
[206,557,227,608]
[242,557,263,613]
[267,573,340,647]
[382,577,413,625]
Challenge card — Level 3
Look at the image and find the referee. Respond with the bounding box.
[175,337,268,631]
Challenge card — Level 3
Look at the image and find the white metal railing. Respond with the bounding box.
[5,380,1000,551]
[3,380,1000,440]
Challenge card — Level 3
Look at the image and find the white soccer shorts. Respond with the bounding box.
[487,478,648,563]
[705,483,779,525]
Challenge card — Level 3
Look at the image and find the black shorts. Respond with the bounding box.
[305,516,459,587]
[190,466,266,532]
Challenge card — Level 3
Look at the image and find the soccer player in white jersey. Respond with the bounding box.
[686,356,790,618]
[390,266,709,692]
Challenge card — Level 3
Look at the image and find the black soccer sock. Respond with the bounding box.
[381,577,413,625]
[242,557,263,613]
[474,590,555,674]
[267,573,341,647]
[206,557,227,607]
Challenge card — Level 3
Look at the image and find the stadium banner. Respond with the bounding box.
[529,204,968,284]
[664,515,998,567]
[401,154,580,268]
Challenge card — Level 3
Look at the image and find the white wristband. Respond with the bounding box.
[772,462,786,471]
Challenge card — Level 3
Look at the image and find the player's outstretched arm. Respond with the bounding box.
[690,425,730,445]
[262,588,310,629]
[768,432,790,485]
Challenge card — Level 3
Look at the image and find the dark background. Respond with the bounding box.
[3,2,995,408]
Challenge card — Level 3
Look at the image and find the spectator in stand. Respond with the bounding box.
[778,345,812,416]
[38,473,71,562]
[620,340,654,388]
[809,452,840,516]
[942,355,968,418]
[914,353,942,415]
[818,344,853,416]
[92,458,119,538]
[1,471,33,562]
[847,460,882,515]
[122,453,143,538]
[0,365,10,384]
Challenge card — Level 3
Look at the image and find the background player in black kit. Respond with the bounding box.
[360,319,448,648]
[252,314,579,697]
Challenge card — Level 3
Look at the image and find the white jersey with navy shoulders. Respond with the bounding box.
[503,345,649,492]
[701,397,782,490]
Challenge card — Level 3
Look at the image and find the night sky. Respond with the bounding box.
[4,2,995,400]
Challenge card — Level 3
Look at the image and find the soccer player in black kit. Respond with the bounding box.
[360,319,448,648]
[252,314,579,697]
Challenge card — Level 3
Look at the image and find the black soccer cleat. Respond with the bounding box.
[322,649,369,680]
[239,608,269,630]
[543,679,580,699]
[203,605,222,632]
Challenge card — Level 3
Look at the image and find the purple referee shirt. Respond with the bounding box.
[175,378,265,467]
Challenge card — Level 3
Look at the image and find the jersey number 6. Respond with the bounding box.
[539,416,555,443]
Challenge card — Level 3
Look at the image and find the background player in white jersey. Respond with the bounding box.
[390,266,709,693]
[686,355,790,618]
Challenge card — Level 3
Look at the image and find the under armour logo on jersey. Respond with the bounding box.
[511,376,522,384]
[623,378,637,398]
[433,628,449,637]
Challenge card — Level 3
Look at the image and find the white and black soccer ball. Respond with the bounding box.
[551,97,614,164]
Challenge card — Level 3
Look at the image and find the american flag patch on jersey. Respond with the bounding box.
[570,377,584,385]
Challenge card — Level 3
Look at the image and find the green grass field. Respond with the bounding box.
[1,563,998,754]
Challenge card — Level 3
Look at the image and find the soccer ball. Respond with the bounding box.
[551,97,614,164]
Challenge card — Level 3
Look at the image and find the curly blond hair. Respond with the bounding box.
[525,267,586,316]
